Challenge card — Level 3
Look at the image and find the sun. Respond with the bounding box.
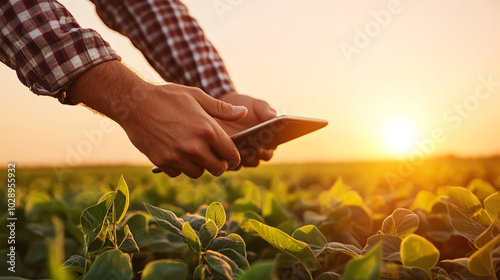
[383,119,416,154]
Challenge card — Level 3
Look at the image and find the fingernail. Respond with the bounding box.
[228,159,239,170]
[232,106,247,115]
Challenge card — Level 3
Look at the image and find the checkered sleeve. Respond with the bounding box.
[0,0,120,101]
[91,0,235,98]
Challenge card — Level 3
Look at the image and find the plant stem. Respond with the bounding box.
[113,202,118,249]
[83,259,88,277]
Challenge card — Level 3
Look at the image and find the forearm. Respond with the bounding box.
[66,60,145,125]
[91,0,235,98]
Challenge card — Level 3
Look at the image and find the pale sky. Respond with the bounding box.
[2,0,500,167]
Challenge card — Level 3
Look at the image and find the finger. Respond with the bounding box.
[254,99,277,122]
[210,126,241,169]
[177,161,205,179]
[240,149,260,167]
[259,148,274,161]
[158,166,182,177]
[192,89,247,121]
[228,164,242,171]
[187,145,228,176]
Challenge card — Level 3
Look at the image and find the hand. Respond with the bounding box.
[215,91,278,168]
[66,61,247,178]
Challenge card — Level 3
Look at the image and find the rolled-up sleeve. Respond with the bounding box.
[91,0,235,98]
[0,0,120,102]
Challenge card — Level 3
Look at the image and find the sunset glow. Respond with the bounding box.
[384,119,416,154]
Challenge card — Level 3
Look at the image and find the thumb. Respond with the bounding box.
[197,93,247,121]
[255,100,278,122]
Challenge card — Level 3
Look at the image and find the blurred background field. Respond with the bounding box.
[2,157,500,278]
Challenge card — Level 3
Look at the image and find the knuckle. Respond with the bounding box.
[181,140,203,157]
[161,152,180,165]
[199,126,216,140]
[181,142,204,157]
[216,100,231,113]
[188,87,204,97]
[255,99,270,108]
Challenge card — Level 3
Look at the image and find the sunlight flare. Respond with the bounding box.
[384,119,416,154]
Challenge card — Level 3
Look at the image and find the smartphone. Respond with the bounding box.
[230,115,328,150]
[152,115,328,173]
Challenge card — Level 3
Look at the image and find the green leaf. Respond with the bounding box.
[363,234,401,261]
[125,212,148,235]
[276,220,296,236]
[237,260,275,280]
[401,234,439,271]
[206,202,227,230]
[446,203,490,243]
[60,254,86,273]
[217,248,249,270]
[262,191,289,227]
[158,203,186,217]
[292,225,327,256]
[239,211,266,233]
[199,220,218,250]
[343,243,382,280]
[209,234,246,257]
[410,191,440,213]
[119,225,140,254]
[97,191,116,208]
[398,266,431,280]
[114,175,130,224]
[467,179,497,202]
[316,272,341,280]
[144,203,185,238]
[248,219,321,271]
[183,221,201,254]
[227,234,246,256]
[328,177,349,197]
[193,264,204,280]
[83,249,133,280]
[484,192,500,222]
[81,196,114,248]
[381,208,419,239]
[324,242,361,258]
[468,233,500,278]
[205,250,238,279]
[86,224,108,255]
[232,182,261,214]
[183,214,207,232]
[25,190,55,221]
[475,217,499,248]
[141,260,188,280]
[292,225,327,247]
[446,186,482,215]
[439,258,468,267]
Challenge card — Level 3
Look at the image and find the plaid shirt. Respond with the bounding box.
[0,0,235,102]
